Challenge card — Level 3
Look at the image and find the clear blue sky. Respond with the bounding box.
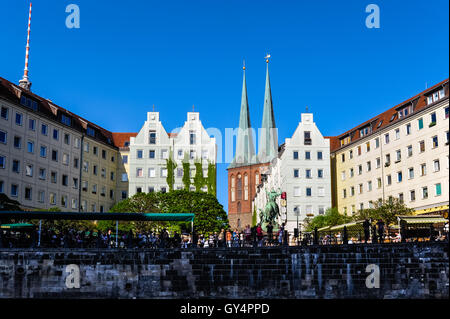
[1,0,448,211]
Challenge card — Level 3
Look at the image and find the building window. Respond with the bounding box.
[358,165,362,175]
[41,124,48,136]
[343,189,347,198]
[306,188,312,197]
[61,114,71,126]
[305,169,311,179]
[294,187,301,197]
[419,140,425,153]
[244,174,248,201]
[432,136,438,148]
[24,187,33,202]
[397,171,402,183]
[236,175,242,200]
[410,190,415,201]
[341,171,346,181]
[149,130,156,144]
[121,173,128,182]
[406,123,411,135]
[418,118,423,130]
[190,150,196,159]
[408,167,414,179]
[435,183,442,196]
[420,163,426,176]
[377,178,382,188]
[396,150,401,162]
[148,168,155,178]
[305,151,311,160]
[349,150,353,159]
[51,171,57,183]
[407,145,413,157]
[53,129,59,140]
[375,137,379,148]
[231,176,235,202]
[366,142,370,152]
[49,193,56,205]
[62,153,69,165]
[434,159,440,172]
[189,131,196,145]
[350,168,354,177]
[13,136,21,149]
[304,131,311,145]
[25,164,33,177]
[52,150,58,162]
[136,168,143,177]
[341,154,345,163]
[294,169,299,178]
[368,181,372,191]
[137,150,143,159]
[38,191,45,203]
[161,168,168,178]
[102,150,106,159]
[62,175,68,186]
[366,161,371,172]
[122,155,128,163]
[1,107,8,120]
[87,127,95,137]
[10,184,19,197]
[29,119,35,131]
[15,113,23,125]
[0,130,7,144]
[0,156,5,169]
[318,169,323,178]
[430,112,437,126]
[27,141,34,153]
[395,128,400,140]
[12,160,20,173]
[293,151,298,160]
[317,151,323,160]
[422,187,428,199]
[161,149,168,159]
[384,133,389,144]
[386,175,392,185]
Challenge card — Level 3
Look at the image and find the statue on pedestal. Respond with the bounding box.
[259,188,282,229]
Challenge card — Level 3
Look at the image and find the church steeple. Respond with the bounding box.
[229,62,256,168]
[258,56,278,163]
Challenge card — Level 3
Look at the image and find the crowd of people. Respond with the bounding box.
[0,219,447,249]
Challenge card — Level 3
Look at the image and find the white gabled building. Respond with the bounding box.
[253,112,332,232]
[127,111,216,196]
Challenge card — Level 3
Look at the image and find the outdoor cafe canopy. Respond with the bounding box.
[317,220,365,233]
[0,211,195,222]
[398,215,448,225]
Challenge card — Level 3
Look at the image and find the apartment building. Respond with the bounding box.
[252,112,332,232]
[127,111,217,196]
[330,80,449,216]
[0,76,121,212]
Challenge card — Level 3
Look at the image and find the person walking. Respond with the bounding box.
[266,222,273,246]
[363,219,371,243]
[226,229,232,248]
[256,224,264,247]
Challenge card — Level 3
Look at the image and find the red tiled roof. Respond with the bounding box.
[111,132,137,148]
[0,76,117,149]
[329,79,449,153]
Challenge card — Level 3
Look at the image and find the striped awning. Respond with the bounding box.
[399,215,448,224]
[413,205,449,216]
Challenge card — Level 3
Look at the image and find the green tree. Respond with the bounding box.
[355,198,414,226]
[108,190,229,236]
[251,206,257,227]
[305,207,352,232]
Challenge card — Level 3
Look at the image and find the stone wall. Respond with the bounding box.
[0,242,448,299]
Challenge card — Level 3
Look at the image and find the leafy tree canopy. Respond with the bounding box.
[107,190,229,236]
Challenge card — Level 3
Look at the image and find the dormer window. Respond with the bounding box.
[360,126,371,137]
[61,114,71,126]
[340,135,351,146]
[398,105,412,119]
[377,120,383,128]
[20,95,38,111]
[427,88,446,104]
[389,114,397,122]
[87,127,95,137]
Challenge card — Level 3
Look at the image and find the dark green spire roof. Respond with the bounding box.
[229,67,256,169]
[258,62,278,163]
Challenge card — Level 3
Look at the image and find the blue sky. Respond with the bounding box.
[1,0,448,211]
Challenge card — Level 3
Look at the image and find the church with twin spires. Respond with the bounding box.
[227,57,278,230]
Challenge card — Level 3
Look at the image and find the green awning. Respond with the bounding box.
[0,223,35,229]
[0,211,195,222]
[399,216,448,224]
[329,220,364,231]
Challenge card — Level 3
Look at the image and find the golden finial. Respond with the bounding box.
[265,53,271,63]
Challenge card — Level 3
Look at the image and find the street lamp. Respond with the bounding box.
[294,206,300,245]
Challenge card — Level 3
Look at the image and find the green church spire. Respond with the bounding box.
[229,63,256,168]
[258,57,278,163]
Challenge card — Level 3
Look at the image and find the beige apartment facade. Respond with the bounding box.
[331,80,449,216]
[0,76,123,212]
